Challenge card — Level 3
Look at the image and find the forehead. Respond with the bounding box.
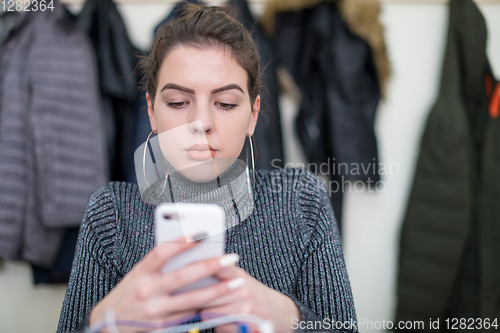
[157,45,248,93]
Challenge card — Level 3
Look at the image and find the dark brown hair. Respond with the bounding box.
[139,4,261,108]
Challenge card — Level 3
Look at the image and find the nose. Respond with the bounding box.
[188,120,211,134]
[188,104,214,134]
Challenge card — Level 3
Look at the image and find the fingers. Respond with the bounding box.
[215,323,239,333]
[136,235,200,275]
[134,277,245,324]
[213,264,246,280]
[139,303,198,327]
[161,310,199,326]
[203,276,252,307]
[200,306,253,333]
[166,277,246,313]
[137,253,240,298]
[166,253,240,293]
[202,292,238,307]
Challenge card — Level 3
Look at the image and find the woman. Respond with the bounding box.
[57,5,357,333]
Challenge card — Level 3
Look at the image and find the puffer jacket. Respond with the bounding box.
[0,1,107,267]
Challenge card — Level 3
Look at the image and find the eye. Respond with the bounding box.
[216,102,238,110]
[167,101,187,108]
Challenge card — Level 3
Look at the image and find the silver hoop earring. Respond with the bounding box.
[143,130,167,199]
[247,135,255,190]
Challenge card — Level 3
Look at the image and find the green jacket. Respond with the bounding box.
[396,0,499,330]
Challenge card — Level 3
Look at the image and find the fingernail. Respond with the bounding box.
[219,253,239,267]
[227,277,245,290]
[191,232,207,242]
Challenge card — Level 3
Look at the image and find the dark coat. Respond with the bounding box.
[273,2,381,225]
[76,0,140,182]
[396,0,499,328]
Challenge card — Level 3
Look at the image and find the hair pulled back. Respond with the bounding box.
[140,4,261,107]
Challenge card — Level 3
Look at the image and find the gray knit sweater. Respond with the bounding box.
[57,168,358,332]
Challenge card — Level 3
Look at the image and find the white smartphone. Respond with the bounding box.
[154,202,226,295]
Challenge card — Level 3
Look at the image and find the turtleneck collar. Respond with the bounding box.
[141,158,255,230]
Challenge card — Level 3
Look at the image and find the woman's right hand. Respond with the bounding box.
[88,235,243,333]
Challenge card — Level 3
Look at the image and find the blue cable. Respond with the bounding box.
[239,323,248,333]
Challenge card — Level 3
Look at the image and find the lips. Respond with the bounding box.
[186,144,216,151]
[185,144,217,160]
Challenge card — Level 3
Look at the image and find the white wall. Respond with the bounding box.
[0,2,498,333]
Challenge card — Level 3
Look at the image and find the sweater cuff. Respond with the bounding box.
[283,292,326,332]
[73,309,92,333]
[286,293,358,333]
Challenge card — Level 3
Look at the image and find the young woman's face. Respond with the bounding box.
[146,45,259,181]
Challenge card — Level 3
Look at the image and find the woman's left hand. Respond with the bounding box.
[199,264,300,333]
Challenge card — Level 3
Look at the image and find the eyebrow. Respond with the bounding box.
[160,83,244,95]
[160,83,195,94]
[211,84,244,94]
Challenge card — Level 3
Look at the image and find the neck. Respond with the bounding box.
[142,158,255,229]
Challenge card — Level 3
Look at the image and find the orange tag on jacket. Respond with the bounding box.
[490,82,500,118]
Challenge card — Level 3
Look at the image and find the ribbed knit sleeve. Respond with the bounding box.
[57,185,121,333]
[290,170,358,332]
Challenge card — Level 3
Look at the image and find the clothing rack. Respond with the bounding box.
[59,0,500,4]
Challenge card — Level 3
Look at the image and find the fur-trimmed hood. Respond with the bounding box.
[260,0,391,99]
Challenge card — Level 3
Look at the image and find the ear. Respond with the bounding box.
[247,95,260,137]
[146,92,157,133]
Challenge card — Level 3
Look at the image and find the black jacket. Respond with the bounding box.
[77,0,140,182]
[273,2,381,224]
